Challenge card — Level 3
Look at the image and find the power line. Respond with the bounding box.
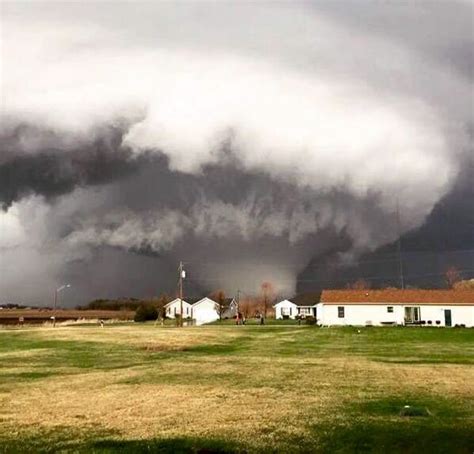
[396,198,405,289]
[178,261,184,327]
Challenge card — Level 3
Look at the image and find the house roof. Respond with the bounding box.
[166,297,234,307]
[320,289,474,305]
[274,299,297,307]
[165,297,201,307]
[207,296,235,307]
[289,292,321,307]
[221,297,235,308]
[193,297,220,307]
[186,297,205,305]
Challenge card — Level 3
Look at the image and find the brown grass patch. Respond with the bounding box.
[0,325,472,450]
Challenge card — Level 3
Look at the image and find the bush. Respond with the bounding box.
[305,316,317,325]
[134,304,158,322]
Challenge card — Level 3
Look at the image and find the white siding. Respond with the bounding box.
[165,299,192,319]
[416,305,473,327]
[318,303,474,327]
[274,300,298,319]
[319,304,402,326]
[192,297,220,325]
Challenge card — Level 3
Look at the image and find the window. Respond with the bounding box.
[404,306,421,323]
[338,306,345,318]
[387,306,394,313]
[300,307,311,315]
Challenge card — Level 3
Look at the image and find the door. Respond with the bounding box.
[444,309,452,327]
[404,307,420,324]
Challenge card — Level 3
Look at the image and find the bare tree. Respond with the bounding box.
[260,281,275,321]
[239,295,256,320]
[454,279,474,290]
[445,266,461,289]
[347,279,370,290]
[156,293,170,320]
[210,289,226,320]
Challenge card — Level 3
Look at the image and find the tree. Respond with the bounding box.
[156,293,170,319]
[134,303,158,322]
[260,281,275,321]
[239,295,257,319]
[347,279,370,290]
[454,279,474,290]
[445,266,461,289]
[210,289,226,320]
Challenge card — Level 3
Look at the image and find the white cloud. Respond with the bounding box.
[0,207,25,248]
[1,2,471,300]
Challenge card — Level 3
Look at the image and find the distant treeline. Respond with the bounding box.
[0,303,40,309]
[79,296,171,312]
[79,298,146,311]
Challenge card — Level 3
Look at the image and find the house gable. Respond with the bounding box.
[274,299,298,308]
[289,293,321,307]
[164,298,192,308]
[192,297,219,309]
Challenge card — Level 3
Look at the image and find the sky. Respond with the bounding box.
[0,1,473,306]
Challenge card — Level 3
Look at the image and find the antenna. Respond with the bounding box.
[396,199,405,289]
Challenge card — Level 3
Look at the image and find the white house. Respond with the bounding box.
[274,299,298,319]
[164,298,194,319]
[316,290,474,327]
[274,294,319,319]
[164,296,236,325]
[192,297,221,325]
[221,298,238,319]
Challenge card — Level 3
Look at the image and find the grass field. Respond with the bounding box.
[0,325,473,453]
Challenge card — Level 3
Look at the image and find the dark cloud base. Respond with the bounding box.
[0,124,142,210]
[298,160,474,291]
[2,123,473,305]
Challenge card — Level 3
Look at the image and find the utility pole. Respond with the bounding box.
[53,284,71,327]
[178,261,185,327]
[53,290,58,328]
[396,199,405,290]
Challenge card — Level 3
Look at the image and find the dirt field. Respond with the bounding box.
[0,309,134,325]
[0,325,473,453]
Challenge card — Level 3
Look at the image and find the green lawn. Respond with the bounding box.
[0,325,473,453]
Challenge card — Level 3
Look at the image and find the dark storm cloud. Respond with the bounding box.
[0,124,144,210]
[58,156,406,300]
[1,1,472,305]
[298,154,474,291]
